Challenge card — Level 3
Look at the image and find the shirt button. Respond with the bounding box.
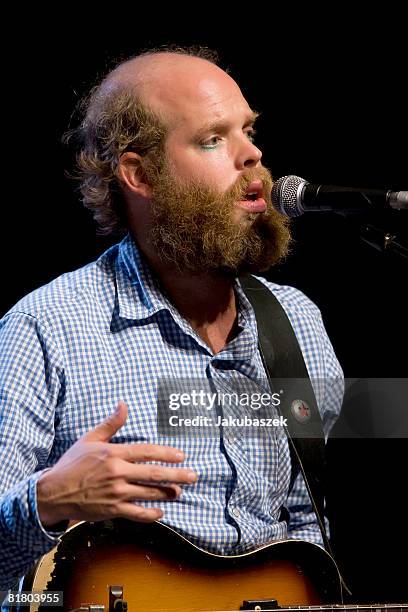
[231,507,240,518]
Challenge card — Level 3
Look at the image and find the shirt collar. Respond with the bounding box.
[113,233,259,355]
[115,233,170,320]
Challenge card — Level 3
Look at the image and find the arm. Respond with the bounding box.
[0,312,66,589]
[0,311,198,589]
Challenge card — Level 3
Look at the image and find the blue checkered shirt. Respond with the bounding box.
[0,234,343,589]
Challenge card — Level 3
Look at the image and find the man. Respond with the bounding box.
[0,46,343,590]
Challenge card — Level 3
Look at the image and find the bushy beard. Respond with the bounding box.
[144,158,292,276]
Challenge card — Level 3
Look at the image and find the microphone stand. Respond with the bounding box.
[359,223,408,261]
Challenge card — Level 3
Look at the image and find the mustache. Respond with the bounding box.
[225,166,273,201]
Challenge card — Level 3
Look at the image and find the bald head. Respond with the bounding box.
[103,52,245,131]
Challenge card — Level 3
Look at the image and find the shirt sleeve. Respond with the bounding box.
[286,305,344,546]
[0,312,67,589]
[285,471,325,545]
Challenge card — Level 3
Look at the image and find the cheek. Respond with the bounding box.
[170,147,237,192]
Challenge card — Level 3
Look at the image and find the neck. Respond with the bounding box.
[139,242,236,327]
[160,270,236,326]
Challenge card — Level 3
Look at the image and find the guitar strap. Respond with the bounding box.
[239,274,331,552]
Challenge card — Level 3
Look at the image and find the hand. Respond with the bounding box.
[37,401,198,527]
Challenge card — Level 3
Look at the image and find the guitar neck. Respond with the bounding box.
[274,606,407,611]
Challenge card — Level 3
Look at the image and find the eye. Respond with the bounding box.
[200,136,222,149]
[245,128,257,142]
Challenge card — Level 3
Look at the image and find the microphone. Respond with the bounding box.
[272,175,408,217]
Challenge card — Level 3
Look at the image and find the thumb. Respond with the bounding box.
[83,401,128,443]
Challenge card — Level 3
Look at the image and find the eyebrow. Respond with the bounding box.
[193,111,260,141]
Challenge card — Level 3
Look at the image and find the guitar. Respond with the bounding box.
[21,519,407,612]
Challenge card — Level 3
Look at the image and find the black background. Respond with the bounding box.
[1,11,407,603]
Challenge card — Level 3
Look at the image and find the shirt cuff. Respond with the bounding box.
[33,468,69,538]
[0,470,68,590]
[1,469,67,552]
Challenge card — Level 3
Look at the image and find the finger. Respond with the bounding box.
[83,401,128,443]
[125,463,198,486]
[116,503,164,523]
[123,483,182,501]
[113,442,186,464]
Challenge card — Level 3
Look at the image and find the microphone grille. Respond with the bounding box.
[272,175,306,217]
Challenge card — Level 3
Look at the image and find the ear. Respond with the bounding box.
[117,151,152,199]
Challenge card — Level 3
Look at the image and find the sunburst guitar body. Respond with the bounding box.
[20,519,406,611]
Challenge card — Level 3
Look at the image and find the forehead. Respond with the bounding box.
[137,55,254,132]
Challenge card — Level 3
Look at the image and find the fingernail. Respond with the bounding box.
[187,471,198,483]
[175,451,184,460]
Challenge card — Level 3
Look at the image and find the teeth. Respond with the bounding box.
[244,192,258,201]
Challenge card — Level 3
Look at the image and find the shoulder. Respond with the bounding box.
[1,244,119,330]
[245,275,343,378]
[250,275,323,321]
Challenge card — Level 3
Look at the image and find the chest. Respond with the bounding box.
[190,313,241,355]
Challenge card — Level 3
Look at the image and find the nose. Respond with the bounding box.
[236,138,263,170]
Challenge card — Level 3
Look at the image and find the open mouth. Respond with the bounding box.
[235,180,267,213]
[244,192,259,201]
[242,180,264,201]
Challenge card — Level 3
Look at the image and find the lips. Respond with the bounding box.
[243,180,264,201]
[236,179,267,213]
